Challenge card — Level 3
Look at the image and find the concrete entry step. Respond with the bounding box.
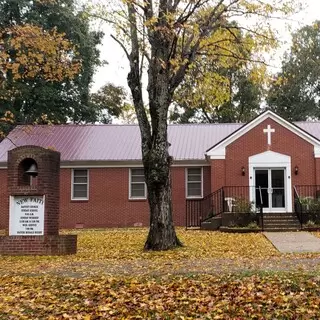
[264,219,300,223]
[263,228,300,232]
[264,225,301,228]
[264,221,300,226]
[264,213,298,218]
[264,232,320,253]
[263,212,301,231]
[264,216,299,220]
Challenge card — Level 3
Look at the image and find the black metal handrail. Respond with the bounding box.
[293,185,303,227]
[186,187,224,228]
[186,185,261,229]
[294,185,320,199]
[258,186,264,230]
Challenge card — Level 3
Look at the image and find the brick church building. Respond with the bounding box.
[1,110,320,229]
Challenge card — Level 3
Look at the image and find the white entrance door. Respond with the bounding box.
[254,168,286,212]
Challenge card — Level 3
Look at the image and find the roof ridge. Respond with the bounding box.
[295,121,320,124]
[168,123,244,126]
[16,122,245,128]
[15,123,139,128]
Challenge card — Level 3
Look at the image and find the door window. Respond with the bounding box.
[255,168,285,210]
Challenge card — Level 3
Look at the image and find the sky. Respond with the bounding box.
[91,0,320,93]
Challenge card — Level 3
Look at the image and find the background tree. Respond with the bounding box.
[0,23,81,137]
[90,83,136,123]
[267,21,320,121]
[0,0,102,133]
[94,0,298,250]
[170,24,265,123]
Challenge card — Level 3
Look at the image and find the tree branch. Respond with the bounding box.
[169,0,241,92]
[127,2,151,145]
[110,34,130,60]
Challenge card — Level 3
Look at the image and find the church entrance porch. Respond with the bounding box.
[186,184,299,230]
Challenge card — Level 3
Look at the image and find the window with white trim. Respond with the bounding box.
[186,167,203,198]
[72,169,89,200]
[130,168,146,199]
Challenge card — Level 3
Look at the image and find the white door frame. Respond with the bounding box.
[249,151,292,212]
[253,168,286,212]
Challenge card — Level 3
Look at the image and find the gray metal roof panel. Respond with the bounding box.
[1,121,320,162]
[0,123,242,162]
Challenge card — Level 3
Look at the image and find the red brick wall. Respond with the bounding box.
[0,169,8,229]
[0,235,77,255]
[171,166,211,226]
[228,119,315,186]
[0,165,210,229]
[211,160,226,191]
[315,159,320,186]
[60,167,150,228]
[210,118,317,191]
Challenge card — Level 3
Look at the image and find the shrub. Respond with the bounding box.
[233,197,255,213]
[304,220,316,227]
[246,221,259,229]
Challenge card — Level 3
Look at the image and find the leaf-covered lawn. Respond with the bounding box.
[1,229,320,319]
[0,229,282,276]
[1,228,320,277]
[1,273,320,319]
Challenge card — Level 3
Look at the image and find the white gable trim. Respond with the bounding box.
[206,110,320,159]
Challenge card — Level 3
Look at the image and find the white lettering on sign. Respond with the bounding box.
[9,196,45,236]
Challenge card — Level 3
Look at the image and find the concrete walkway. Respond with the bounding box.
[264,232,320,253]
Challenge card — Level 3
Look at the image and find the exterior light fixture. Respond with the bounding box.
[241,166,245,176]
[295,166,299,175]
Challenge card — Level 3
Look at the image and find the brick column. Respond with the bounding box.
[0,145,77,255]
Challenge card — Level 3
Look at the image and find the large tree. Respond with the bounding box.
[94,0,297,250]
[267,21,320,121]
[0,0,102,129]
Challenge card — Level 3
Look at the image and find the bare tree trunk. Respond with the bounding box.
[143,131,182,250]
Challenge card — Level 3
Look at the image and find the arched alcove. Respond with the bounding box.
[18,158,38,186]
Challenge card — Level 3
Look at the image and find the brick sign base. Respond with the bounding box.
[0,235,77,255]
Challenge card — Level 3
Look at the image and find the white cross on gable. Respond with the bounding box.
[263,124,275,145]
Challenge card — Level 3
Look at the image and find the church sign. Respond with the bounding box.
[9,196,45,236]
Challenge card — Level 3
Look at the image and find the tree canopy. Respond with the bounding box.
[0,0,103,134]
[267,21,320,121]
[171,21,265,123]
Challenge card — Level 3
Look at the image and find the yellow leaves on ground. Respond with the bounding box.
[74,228,278,260]
[0,228,312,278]
[1,229,320,318]
[1,273,320,319]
